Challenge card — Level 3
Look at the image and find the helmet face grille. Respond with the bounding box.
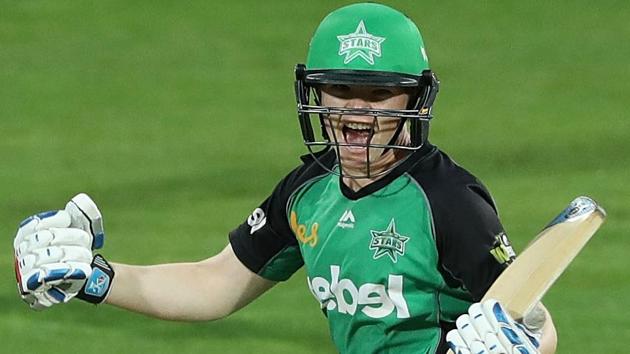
[294,65,439,179]
[294,4,438,179]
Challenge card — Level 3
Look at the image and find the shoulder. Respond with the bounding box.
[406,145,498,216]
[275,149,336,199]
[227,149,335,282]
[247,148,336,216]
[405,146,511,299]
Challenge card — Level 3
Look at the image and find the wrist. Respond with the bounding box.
[76,254,115,304]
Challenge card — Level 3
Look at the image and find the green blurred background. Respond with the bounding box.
[1,1,628,353]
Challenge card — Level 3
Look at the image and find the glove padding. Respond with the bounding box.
[14,194,104,310]
[447,299,542,354]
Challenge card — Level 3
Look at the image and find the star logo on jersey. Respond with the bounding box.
[369,219,409,262]
[337,20,386,65]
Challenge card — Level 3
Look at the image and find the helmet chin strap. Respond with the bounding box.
[379,118,408,156]
[313,89,331,141]
[298,77,433,179]
[377,87,424,156]
[341,146,402,179]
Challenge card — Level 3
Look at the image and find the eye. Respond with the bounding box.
[327,84,351,96]
[371,88,395,99]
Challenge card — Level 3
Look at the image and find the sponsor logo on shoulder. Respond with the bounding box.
[337,20,386,65]
[247,208,267,234]
[337,209,356,229]
[369,219,409,262]
[490,232,516,265]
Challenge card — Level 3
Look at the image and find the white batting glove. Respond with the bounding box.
[14,194,105,310]
[447,299,541,354]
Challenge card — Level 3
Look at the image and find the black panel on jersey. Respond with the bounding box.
[229,150,336,280]
[436,321,457,353]
[230,142,511,294]
[404,145,511,301]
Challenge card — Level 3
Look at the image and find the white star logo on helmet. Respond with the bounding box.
[337,20,386,65]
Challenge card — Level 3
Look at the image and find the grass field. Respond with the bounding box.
[1,1,628,353]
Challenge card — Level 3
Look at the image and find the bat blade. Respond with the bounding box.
[482,196,606,320]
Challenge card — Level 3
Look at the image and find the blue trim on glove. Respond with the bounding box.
[76,254,114,304]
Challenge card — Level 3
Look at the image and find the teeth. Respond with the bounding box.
[345,122,372,130]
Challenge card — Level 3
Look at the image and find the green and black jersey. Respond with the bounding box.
[229,143,515,354]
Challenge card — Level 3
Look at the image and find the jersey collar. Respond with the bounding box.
[339,142,437,200]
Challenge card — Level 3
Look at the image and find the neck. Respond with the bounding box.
[342,175,378,192]
[340,148,409,191]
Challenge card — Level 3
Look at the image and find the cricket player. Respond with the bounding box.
[13,3,558,353]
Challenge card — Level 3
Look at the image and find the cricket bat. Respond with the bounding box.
[482,195,606,320]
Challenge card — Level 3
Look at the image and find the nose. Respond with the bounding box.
[344,97,372,110]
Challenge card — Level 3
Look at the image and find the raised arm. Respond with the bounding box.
[106,244,276,321]
[13,194,275,321]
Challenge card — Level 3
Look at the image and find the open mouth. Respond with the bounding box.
[342,122,374,148]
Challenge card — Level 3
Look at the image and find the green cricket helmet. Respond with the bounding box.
[294,2,439,177]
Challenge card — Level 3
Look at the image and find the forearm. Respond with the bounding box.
[104,245,276,321]
[106,262,224,321]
